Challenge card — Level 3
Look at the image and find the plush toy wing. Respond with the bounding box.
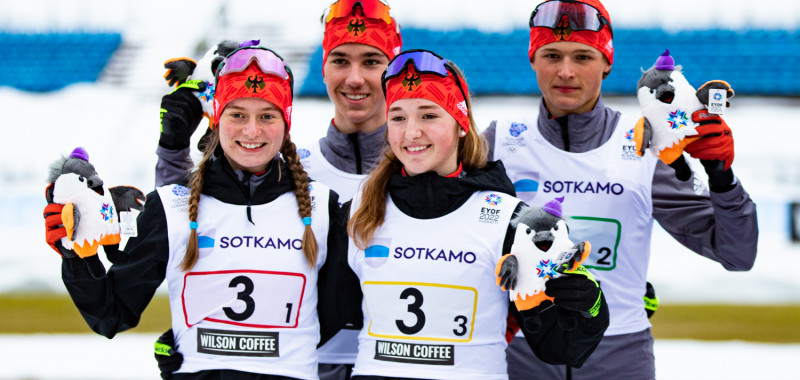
[109,186,146,213]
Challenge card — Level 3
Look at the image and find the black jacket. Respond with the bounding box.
[61,152,348,348]
[335,161,609,368]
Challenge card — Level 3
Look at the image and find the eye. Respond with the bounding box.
[553,224,559,231]
[78,176,85,183]
[525,228,531,234]
[365,59,379,66]
[422,113,438,120]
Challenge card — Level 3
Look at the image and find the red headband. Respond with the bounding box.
[322,15,402,75]
[384,65,470,132]
[213,63,293,130]
[528,0,614,65]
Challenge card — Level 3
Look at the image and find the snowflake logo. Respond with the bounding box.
[485,193,502,206]
[199,81,215,103]
[297,148,311,159]
[713,92,723,101]
[509,122,528,137]
[536,259,558,279]
[667,109,689,130]
[625,128,634,141]
[100,203,114,222]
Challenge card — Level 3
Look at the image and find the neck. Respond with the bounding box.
[332,115,387,135]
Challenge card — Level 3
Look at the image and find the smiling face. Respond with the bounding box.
[323,43,390,134]
[387,98,461,177]
[217,97,286,173]
[531,41,611,117]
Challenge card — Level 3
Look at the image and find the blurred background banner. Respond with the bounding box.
[1,1,800,378]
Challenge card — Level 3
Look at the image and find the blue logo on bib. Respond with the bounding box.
[509,122,528,137]
[298,148,311,159]
[365,238,391,268]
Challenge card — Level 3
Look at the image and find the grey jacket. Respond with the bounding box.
[483,97,758,270]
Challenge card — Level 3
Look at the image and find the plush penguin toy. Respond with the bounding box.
[634,49,734,181]
[46,147,145,258]
[495,197,591,312]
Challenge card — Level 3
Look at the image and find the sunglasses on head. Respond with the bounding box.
[322,0,392,25]
[381,49,468,105]
[215,46,294,96]
[530,0,613,37]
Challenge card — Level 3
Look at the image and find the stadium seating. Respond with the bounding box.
[0,32,121,92]
[299,28,800,96]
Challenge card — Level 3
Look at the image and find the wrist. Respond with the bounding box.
[702,160,735,193]
[158,135,190,150]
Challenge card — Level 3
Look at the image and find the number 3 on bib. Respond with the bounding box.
[363,282,477,342]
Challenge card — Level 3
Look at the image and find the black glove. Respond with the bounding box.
[154,329,183,380]
[163,58,197,87]
[546,265,602,319]
[644,281,659,319]
[159,80,206,150]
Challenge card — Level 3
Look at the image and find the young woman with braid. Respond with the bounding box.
[45,44,350,379]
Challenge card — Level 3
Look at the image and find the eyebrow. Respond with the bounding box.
[329,51,386,59]
[387,104,442,112]
[225,105,279,112]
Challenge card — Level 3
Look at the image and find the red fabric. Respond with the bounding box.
[322,13,402,75]
[43,201,66,256]
[505,310,521,343]
[384,65,470,132]
[687,110,735,170]
[212,63,293,131]
[528,0,614,64]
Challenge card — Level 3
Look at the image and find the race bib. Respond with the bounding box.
[363,281,477,342]
[567,216,621,271]
[183,270,306,328]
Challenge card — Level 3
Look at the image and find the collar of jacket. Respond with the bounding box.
[200,146,295,206]
[537,95,620,153]
[320,121,388,174]
[387,160,516,219]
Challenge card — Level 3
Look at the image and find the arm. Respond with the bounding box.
[652,161,758,270]
[61,190,170,338]
[316,196,363,347]
[482,121,498,162]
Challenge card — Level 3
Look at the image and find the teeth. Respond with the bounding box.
[346,94,366,100]
[240,142,265,149]
[407,145,428,152]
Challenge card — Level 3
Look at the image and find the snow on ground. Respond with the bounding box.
[0,333,798,380]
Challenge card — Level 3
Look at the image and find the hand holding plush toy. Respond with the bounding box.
[44,147,145,259]
[634,49,734,181]
[496,197,591,312]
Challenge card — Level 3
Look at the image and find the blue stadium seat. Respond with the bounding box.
[299,27,800,96]
[0,32,122,92]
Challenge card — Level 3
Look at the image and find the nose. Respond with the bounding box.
[345,65,365,87]
[405,119,423,140]
[242,117,261,137]
[556,58,576,79]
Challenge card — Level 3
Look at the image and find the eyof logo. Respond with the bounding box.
[297,148,311,160]
[484,193,502,206]
[173,185,190,197]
